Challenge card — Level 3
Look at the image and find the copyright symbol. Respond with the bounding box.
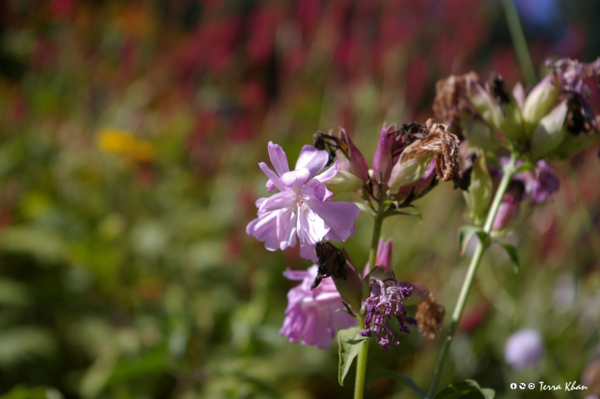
[528,383,535,390]
[519,383,526,390]
[510,383,517,390]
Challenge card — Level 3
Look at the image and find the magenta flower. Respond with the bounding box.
[280,266,358,349]
[246,142,360,261]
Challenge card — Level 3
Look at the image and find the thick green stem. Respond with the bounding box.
[354,205,385,399]
[425,154,518,398]
[501,0,537,86]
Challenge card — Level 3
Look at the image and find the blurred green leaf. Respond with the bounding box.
[0,385,62,399]
[458,226,487,255]
[338,327,370,386]
[498,243,520,273]
[0,227,66,264]
[0,327,57,367]
[433,379,495,399]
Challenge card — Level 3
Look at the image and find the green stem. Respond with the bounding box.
[354,204,385,399]
[425,154,518,398]
[501,0,537,86]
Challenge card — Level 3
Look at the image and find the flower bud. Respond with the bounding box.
[324,170,363,197]
[522,75,560,134]
[530,100,568,159]
[391,159,438,204]
[388,142,433,192]
[363,237,393,276]
[372,123,395,184]
[336,128,370,183]
[467,79,524,141]
[388,119,460,192]
[462,150,492,226]
[492,181,524,230]
[464,118,499,154]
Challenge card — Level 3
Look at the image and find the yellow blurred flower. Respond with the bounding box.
[98,129,155,162]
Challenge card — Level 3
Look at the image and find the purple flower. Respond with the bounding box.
[513,160,560,206]
[360,278,416,350]
[280,266,358,349]
[504,329,545,370]
[492,181,524,230]
[491,159,559,229]
[246,142,360,261]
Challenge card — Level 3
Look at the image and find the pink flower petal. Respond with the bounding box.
[268,141,290,176]
[281,167,311,188]
[259,162,285,192]
[295,145,329,177]
[258,191,297,212]
[246,210,281,251]
[307,199,360,242]
[313,161,340,183]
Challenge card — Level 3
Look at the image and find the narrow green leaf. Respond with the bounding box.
[384,209,423,221]
[367,370,425,398]
[354,202,376,217]
[514,163,534,174]
[433,379,495,399]
[457,226,482,255]
[499,243,520,273]
[338,327,370,386]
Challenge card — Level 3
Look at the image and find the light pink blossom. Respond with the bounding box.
[280,266,357,349]
[246,142,360,261]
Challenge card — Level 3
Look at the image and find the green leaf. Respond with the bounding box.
[384,209,423,221]
[433,379,495,399]
[499,243,520,273]
[367,370,425,398]
[354,202,376,216]
[457,226,487,255]
[514,162,534,174]
[338,327,370,386]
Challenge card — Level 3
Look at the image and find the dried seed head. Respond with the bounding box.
[415,293,446,339]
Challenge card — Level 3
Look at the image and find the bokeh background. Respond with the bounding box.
[0,0,599,398]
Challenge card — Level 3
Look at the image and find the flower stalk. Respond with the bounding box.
[425,153,518,399]
[354,199,385,399]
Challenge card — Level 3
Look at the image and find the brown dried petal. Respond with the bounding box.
[415,293,446,339]
[424,119,461,184]
[433,72,480,138]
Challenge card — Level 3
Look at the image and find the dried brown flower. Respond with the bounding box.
[415,292,446,339]
[433,72,479,138]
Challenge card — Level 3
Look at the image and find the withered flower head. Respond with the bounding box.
[433,72,480,138]
[415,292,446,339]
[388,119,460,192]
[313,242,363,312]
[360,275,416,351]
[312,242,346,290]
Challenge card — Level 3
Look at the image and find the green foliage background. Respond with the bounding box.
[0,1,599,398]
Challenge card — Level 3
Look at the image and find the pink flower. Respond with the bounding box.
[280,266,357,349]
[246,142,360,261]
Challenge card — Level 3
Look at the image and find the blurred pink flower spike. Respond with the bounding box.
[246,142,361,261]
[280,266,358,349]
